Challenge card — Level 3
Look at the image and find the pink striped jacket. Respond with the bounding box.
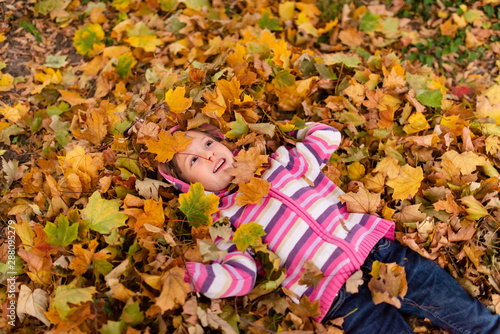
[160,123,395,321]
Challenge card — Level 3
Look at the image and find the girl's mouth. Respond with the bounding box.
[213,158,225,173]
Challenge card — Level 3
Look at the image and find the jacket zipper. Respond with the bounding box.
[268,188,362,267]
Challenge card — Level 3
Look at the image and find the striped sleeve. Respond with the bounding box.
[283,123,341,176]
[184,239,257,298]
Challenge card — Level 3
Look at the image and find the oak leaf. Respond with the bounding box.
[339,187,380,215]
[146,130,192,163]
[179,182,219,227]
[156,266,191,313]
[235,177,271,206]
[227,147,269,184]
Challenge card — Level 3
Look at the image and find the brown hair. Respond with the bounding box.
[160,127,223,183]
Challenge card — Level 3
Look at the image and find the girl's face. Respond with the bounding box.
[173,131,235,192]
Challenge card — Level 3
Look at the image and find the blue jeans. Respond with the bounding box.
[323,239,500,334]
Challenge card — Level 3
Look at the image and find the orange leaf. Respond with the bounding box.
[164,86,192,114]
[235,177,271,206]
[146,130,192,163]
[69,239,99,276]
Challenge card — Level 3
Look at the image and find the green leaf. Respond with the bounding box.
[160,0,178,11]
[233,221,266,253]
[82,191,128,234]
[315,63,337,80]
[19,21,42,42]
[258,10,282,31]
[225,113,249,140]
[115,52,136,79]
[45,55,68,68]
[47,102,70,116]
[73,23,105,57]
[52,285,97,320]
[273,69,295,88]
[34,0,68,15]
[121,301,145,326]
[416,89,442,108]
[44,214,79,247]
[359,11,381,33]
[323,53,361,68]
[179,182,220,227]
[115,153,145,179]
[99,320,128,334]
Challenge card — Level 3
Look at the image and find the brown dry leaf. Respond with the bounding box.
[393,204,427,223]
[386,165,424,201]
[227,147,269,184]
[288,295,322,319]
[235,177,271,206]
[368,261,408,309]
[345,269,364,294]
[17,285,51,326]
[298,260,325,288]
[441,151,487,175]
[492,295,500,315]
[339,187,381,215]
[338,27,364,47]
[156,266,191,313]
[433,193,464,214]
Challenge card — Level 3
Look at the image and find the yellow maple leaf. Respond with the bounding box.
[0,103,29,123]
[440,115,469,135]
[386,165,423,201]
[146,130,192,163]
[59,145,104,193]
[339,27,364,47]
[217,77,243,106]
[236,177,271,206]
[373,157,401,179]
[164,86,192,114]
[124,22,163,52]
[136,198,165,231]
[378,93,401,112]
[202,86,226,118]
[403,112,430,134]
[382,65,406,90]
[441,150,487,175]
[344,80,366,106]
[272,39,291,68]
[0,73,14,92]
[486,136,500,155]
[156,267,191,313]
[58,90,92,106]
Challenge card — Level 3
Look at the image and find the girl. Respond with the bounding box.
[159,122,500,333]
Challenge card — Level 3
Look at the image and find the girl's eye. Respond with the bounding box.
[190,157,198,165]
[206,140,213,147]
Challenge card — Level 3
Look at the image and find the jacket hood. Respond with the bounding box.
[158,123,231,195]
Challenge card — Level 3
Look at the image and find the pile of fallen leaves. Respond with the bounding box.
[1,0,500,332]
